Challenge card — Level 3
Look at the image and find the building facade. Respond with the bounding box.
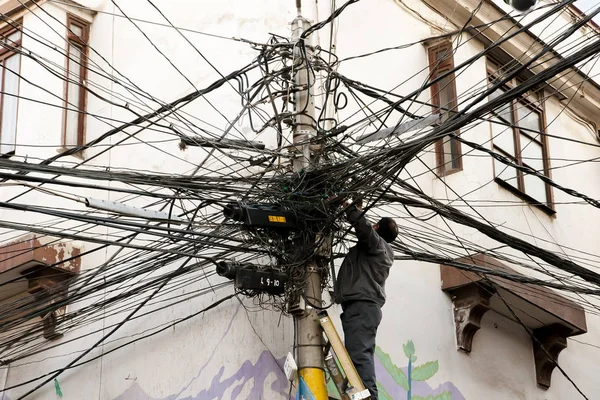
[0,0,599,399]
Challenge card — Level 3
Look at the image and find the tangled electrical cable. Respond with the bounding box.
[1,0,600,398]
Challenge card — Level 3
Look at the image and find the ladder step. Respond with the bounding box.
[318,311,371,400]
[324,353,349,400]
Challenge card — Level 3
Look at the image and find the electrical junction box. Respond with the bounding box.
[287,293,306,314]
[284,352,298,382]
[242,207,297,229]
[234,269,288,295]
[223,203,298,230]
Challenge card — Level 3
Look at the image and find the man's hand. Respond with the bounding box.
[329,193,362,210]
[343,200,362,210]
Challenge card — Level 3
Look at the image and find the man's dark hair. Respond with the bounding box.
[377,217,398,243]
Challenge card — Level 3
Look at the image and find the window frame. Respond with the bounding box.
[487,59,555,214]
[62,14,90,151]
[427,41,463,176]
[0,21,22,157]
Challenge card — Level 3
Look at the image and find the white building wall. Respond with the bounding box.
[0,0,599,399]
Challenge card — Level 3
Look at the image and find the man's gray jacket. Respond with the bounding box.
[334,205,394,307]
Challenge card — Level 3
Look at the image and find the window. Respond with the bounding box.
[428,42,462,175]
[63,15,89,149]
[487,60,553,212]
[0,25,22,156]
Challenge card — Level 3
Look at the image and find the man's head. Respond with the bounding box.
[373,217,398,243]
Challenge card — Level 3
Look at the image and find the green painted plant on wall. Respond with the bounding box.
[376,340,451,400]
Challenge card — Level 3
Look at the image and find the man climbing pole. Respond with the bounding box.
[335,201,398,400]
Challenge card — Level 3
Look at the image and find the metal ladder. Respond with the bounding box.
[318,311,371,400]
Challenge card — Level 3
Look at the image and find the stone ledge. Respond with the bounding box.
[0,233,81,275]
[440,254,587,389]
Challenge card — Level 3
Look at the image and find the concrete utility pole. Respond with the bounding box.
[291,1,327,398]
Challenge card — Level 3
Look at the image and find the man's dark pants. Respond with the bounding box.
[341,300,382,400]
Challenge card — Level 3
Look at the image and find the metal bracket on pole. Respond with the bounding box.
[354,114,441,144]
[85,198,185,223]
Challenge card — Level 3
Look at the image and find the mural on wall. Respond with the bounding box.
[113,342,465,400]
[375,341,465,400]
[113,303,290,400]
[114,350,288,399]
[109,304,465,400]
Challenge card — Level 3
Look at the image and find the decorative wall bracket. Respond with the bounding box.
[532,324,571,389]
[24,266,70,341]
[440,255,587,389]
[446,284,494,353]
[0,234,82,343]
[40,307,66,340]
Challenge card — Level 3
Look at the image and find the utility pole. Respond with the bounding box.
[291,0,327,398]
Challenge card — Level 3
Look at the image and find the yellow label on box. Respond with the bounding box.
[268,215,287,223]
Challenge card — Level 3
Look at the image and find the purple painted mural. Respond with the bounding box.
[113,350,288,400]
[0,306,466,400]
[110,344,466,400]
[108,304,466,400]
[113,303,289,400]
